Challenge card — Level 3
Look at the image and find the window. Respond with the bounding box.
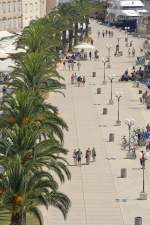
[13,1,16,12]
[8,18,11,29]
[8,2,11,13]
[35,2,38,11]
[30,3,33,12]
[2,3,6,13]
[18,1,21,11]
[25,3,27,13]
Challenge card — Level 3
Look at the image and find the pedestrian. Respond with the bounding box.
[89,51,92,60]
[139,150,145,168]
[74,72,77,84]
[146,123,150,132]
[2,86,6,95]
[71,74,74,85]
[71,61,75,71]
[102,31,105,38]
[77,61,81,71]
[105,30,108,36]
[132,47,135,57]
[92,147,96,162]
[85,148,91,165]
[76,148,82,166]
[82,76,86,86]
[97,30,100,38]
[63,61,66,70]
[68,62,71,70]
[77,76,81,87]
[130,41,132,47]
[73,149,77,165]
[91,39,93,45]
[128,48,131,56]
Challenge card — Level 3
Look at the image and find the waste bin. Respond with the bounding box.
[121,168,127,178]
[109,133,114,142]
[103,108,108,115]
[97,88,101,94]
[92,72,96,77]
[135,217,142,225]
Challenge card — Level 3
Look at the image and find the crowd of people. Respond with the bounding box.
[120,67,144,81]
[72,147,96,166]
[97,30,114,38]
[71,73,86,87]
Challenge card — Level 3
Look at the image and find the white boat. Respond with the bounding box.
[107,0,148,31]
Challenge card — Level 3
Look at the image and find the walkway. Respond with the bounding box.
[43,20,150,225]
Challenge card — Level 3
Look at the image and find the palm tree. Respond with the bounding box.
[0,155,71,225]
[0,90,68,143]
[9,52,65,96]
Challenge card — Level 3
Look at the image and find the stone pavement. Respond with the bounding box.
[43,20,150,225]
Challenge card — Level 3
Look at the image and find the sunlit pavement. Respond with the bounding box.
[42,20,150,225]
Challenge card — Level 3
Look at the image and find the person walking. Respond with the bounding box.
[92,147,96,162]
[102,31,105,38]
[77,62,81,71]
[132,47,135,57]
[76,148,82,166]
[128,48,131,56]
[89,51,92,60]
[73,149,77,165]
[63,61,66,70]
[85,148,91,165]
[82,76,86,86]
[91,39,94,45]
[97,30,100,38]
[139,150,145,168]
[71,74,74,85]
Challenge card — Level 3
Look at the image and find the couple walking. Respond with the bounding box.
[85,147,96,165]
[73,147,96,166]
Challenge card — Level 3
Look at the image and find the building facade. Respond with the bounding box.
[46,0,57,14]
[0,0,22,32]
[22,0,46,28]
[0,0,47,32]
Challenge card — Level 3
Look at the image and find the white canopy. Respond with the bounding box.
[0,31,15,40]
[0,58,14,72]
[121,10,139,16]
[74,43,95,49]
[145,60,150,66]
[120,0,144,7]
[0,52,9,59]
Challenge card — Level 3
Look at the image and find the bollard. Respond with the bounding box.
[109,133,114,142]
[92,72,96,77]
[97,88,101,94]
[139,192,148,200]
[135,217,142,225]
[136,82,139,88]
[139,90,142,94]
[121,168,127,178]
[103,108,108,115]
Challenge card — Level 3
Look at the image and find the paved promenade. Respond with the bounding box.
[43,20,150,225]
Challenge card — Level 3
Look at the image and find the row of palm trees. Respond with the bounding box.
[0,1,105,225]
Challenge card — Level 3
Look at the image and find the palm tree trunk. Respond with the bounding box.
[74,23,78,46]
[68,29,73,52]
[85,17,89,38]
[62,30,67,51]
[10,212,25,225]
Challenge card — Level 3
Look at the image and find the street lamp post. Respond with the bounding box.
[115,91,123,125]
[125,119,135,158]
[102,58,108,85]
[124,27,130,47]
[106,45,111,68]
[139,154,148,200]
[108,75,115,104]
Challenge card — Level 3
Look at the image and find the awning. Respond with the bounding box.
[74,43,95,50]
